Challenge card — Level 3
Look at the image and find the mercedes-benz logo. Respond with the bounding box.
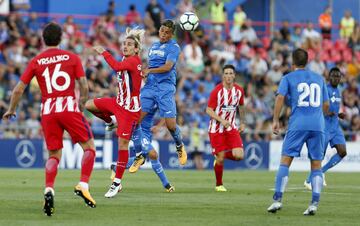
[245,143,263,169]
[15,140,36,168]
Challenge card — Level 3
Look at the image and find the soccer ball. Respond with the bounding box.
[179,12,199,31]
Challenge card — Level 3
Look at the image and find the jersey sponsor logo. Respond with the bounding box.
[37,54,70,65]
[15,140,37,168]
[160,44,166,49]
[221,105,236,112]
[330,95,341,103]
[149,49,165,57]
[244,143,263,169]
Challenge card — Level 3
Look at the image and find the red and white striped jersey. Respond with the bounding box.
[102,51,142,112]
[207,83,245,133]
[20,48,85,115]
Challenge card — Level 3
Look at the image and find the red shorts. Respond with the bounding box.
[41,112,93,151]
[94,97,140,140]
[209,129,243,155]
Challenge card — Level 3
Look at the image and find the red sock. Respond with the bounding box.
[115,150,129,179]
[92,111,112,123]
[224,151,238,161]
[80,149,96,183]
[45,156,59,188]
[214,162,223,186]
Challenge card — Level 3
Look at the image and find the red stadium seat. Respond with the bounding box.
[334,40,347,51]
[321,39,333,51]
[261,37,271,50]
[342,50,353,63]
[307,49,315,61]
[320,50,330,62]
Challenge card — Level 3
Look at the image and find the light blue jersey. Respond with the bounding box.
[278,69,329,132]
[146,39,180,86]
[324,84,346,148]
[326,84,341,133]
[278,69,329,160]
[141,39,180,118]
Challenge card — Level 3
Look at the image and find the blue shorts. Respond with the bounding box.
[282,130,325,160]
[141,84,176,118]
[325,128,346,150]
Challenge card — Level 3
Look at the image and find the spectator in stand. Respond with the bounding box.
[266,60,283,85]
[279,20,291,42]
[291,25,302,48]
[145,0,164,34]
[348,24,360,52]
[26,12,41,34]
[210,0,227,32]
[26,108,40,138]
[239,19,258,46]
[319,6,332,39]
[63,15,77,37]
[350,115,360,141]
[105,0,115,16]
[301,22,321,50]
[176,0,194,16]
[125,4,141,27]
[188,121,206,170]
[340,10,355,42]
[249,51,268,85]
[230,5,246,44]
[162,0,177,19]
[308,53,326,76]
[0,21,9,45]
[183,36,204,74]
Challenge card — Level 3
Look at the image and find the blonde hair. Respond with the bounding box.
[125,27,145,54]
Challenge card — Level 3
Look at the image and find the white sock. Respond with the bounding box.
[114,178,121,184]
[79,182,89,190]
[44,187,55,195]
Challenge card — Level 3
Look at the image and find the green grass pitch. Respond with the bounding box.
[0,169,359,226]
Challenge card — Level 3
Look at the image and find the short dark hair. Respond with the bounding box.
[329,67,341,76]
[42,22,62,46]
[161,19,175,33]
[222,64,235,73]
[292,48,308,67]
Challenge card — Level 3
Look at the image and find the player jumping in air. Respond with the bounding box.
[3,22,97,216]
[304,67,347,190]
[85,27,144,198]
[129,20,187,170]
[206,64,246,192]
[267,48,330,216]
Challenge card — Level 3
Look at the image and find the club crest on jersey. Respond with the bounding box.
[221,105,236,112]
[137,64,142,71]
[160,44,166,49]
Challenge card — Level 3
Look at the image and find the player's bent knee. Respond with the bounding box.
[79,138,95,150]
[118,138,130,150]
[233,149,244,160]
[148,150,158,160]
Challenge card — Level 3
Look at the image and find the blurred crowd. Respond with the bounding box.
[0,0,359,148]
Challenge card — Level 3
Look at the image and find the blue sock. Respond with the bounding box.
[306,173,311,183]
[170,125,183,147]
[132,125,144,155]
[126,157,135,169]
[273,164,289,202]
[151,159,170,188]
[311,169,323,204]
[322,153,343,173]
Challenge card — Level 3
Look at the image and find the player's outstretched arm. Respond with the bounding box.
[77,77,89,112]
[206,107,230,129]
[2,81,27,120]
[322,101,330,116]
[272,94,285,135]
[93,46,133,72]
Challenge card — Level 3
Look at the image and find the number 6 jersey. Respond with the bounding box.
[20,48,85,115]
[277,69,329,132]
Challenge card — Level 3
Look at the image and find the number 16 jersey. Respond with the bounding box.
[20,48,85,115]
[277,69,329,132]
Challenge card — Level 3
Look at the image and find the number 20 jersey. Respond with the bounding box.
[277,69,329,132]
[20,48,85,115]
